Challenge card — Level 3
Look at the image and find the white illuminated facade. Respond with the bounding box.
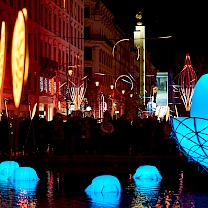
[134,13,146,105]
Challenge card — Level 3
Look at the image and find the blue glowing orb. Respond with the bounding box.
[85,175,121,207]
[0,161,19,180]
[8,167,40,181]
[190,74,208,119]
[171,73,208,171]
[133,165,162,181]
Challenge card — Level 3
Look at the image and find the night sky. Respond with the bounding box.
[102,1,208,75]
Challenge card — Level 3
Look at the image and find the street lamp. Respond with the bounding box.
[66,65,79,116]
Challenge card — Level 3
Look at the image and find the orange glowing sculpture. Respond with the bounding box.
[178,54,197,111]
[12,8,29,108]
[0,21,7,111]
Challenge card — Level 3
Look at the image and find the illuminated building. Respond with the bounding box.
[0,0,84,120]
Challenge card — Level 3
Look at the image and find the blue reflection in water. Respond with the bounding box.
[0,166,39,207]
[0,166,208,207]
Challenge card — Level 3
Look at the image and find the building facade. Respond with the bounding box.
[84,0,156,120]
[0,0,156,121]
[0,0,84,121]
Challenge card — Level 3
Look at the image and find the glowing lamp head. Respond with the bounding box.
[95,81,99,86]
[110,84,114,89]
[68,69,73,76]
[122,90,125,94]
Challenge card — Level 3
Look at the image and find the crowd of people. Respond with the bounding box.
[0,110,178,157]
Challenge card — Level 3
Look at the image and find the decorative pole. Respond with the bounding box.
[178,53,197,113]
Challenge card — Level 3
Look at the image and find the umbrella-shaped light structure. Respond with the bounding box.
[171,73,208,172]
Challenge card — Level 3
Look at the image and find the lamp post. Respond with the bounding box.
[66,65,78,116]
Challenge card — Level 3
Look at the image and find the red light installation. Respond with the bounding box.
[178,53,197,112]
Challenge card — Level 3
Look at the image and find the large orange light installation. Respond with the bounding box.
[0,21,7,111]
[12,8,29,108]
[22,8,29,84]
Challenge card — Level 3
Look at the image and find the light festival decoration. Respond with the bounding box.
[8,167,40,197]
[112,38,129,58]
[12,8,29,108]
[8,167,39,207]
[8,167,40,182]
[170,73,208,171]
[0,21,7,111]
[114,74,133,94]
[0,161,39,206]
[85,175,121,207]
[133,165,162,181]
[177,53,197,112]
[0,161,19,180]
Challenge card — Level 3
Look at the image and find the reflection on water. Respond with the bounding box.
[0,178,37,207]
[0,166,208,207]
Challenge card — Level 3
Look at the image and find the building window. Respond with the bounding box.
[28,72,31,89]
[34,36,37,60]
[45,7,48,28]
[54,80,56,94]
[54,14,57,34]
[49,10,52,31]
[84,47,92,60]
[34,72,37,91]
[44,78,47,92]
[49,79,52,94]
[84,27,90,39]
[49,44,51,59]
[40,77,44,92]
[84,6,90,18]
[59,18,61,36]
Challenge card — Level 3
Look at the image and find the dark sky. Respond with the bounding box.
[102,1,208,74]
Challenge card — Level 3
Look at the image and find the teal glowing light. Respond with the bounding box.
[190,74,208,119]
[85,175,121,207]
[0,161,19,180]
[132,165,162,202]
[171,73,208,171]
[133,165,162,181]
[8,167,40,181]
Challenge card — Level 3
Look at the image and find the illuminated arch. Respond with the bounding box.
[114,74,133,94]
[112,38,129,58]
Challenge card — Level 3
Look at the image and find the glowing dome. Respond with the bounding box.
[85,175,121,193]
[171,73,208,171]
[133,165,162,181]
[85,175,121,207]
[8,167,40,181]
[0,161,19,180]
